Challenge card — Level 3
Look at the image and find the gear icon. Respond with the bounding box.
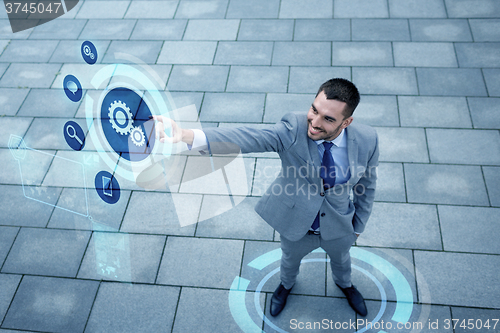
[130,126,145,147]
[108,100,134,135]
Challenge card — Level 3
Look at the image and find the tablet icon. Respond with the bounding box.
[63,121,85,151]
[63,75,83,102]
[95,171,120,204]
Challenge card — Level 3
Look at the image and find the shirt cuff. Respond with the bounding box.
[187,129,208,154]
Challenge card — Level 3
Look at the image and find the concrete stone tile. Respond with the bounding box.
[167,65,229,92]
[157,236,243,288]
[0,227,18,266]
[196,196,274,240]
[125,0,178,19]
[405,163,489,206]
[427,129,500,165]
[399,96,472,128]
[237,19,294,41]
[483,69,500,97]
[332,42,393,66]
[0,115,32,146]
[226,66,288,93]
[389,0,446,18]
[53,63,117,90]
[0,63,61,88]
[334,0,388,18]
[456,42,500,68]
[17,89,80,117]
[158,41,217,65]
[76,0,130,19]
[251,157,281,196]
[279,0,332,18]
[375,162,406,202]
[103,40,163,64]
[85,283,179,333]
[416,68,487,96]
[353,67,418,95]
[445,0,500,18]
[175,0,228,19]
[214,41,273,65]
[200,92,264,122]
[376,127,429,163]
[451,307,500,333]
[0,146,54,187]
[0,88,28,116]
[483,166,500,207]
[0,19,31,39]
[169,91,203,120]
[2,276,98,332]
[28,19,86,39]
[239,240,280,292]
[272,41,331,66]
[294,19,350,41]
[49,40,110,64]
[288,66,351,93]
[469,19,500,41]
[439,205,500,254]
[415,251,500,308]
[352,19,410,41]
[23,117,87,150]
[0,40,53,62]
[2,228,90,277]
[183,19,239,40]
[264,93,314,123]
[394,42,457,67]
[121,191,198,235]
[0,274,21,323]
[80,19,136,40]
[409,19,472,41]
[130,19,187,40]
[227,0,280,19]
[358,202,441,250]
[353,95,399,127]
[107,64,171,88]
[78,233,165,283]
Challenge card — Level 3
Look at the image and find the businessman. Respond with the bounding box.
[154,78,379,317]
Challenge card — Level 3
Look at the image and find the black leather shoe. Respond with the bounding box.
[336,284,368,316]
[270,283,292,316]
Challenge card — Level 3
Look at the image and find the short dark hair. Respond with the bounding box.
[316,78,360,118]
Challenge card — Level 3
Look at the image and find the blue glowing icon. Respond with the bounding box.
[63,74,83,102]
[63,121,85,151]
[95,171,120,204]
[81,41,98,65]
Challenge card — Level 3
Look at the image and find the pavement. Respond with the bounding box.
[0,0,500,332]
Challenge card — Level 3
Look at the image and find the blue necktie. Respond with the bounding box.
[311,142,336,231]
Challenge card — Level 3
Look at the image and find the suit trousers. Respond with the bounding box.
[280,232,358,290]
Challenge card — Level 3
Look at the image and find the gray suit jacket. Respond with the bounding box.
[204,112,379,241]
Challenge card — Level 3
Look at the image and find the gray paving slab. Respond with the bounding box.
[175,0,228,19]
[394,42,457,67]
[28,19,87,40]
[85,283,179,333]
[108,64,172,88]
[156,236,243,288]
[0,20,31,39]
[426,129,500,165]
[0,146,50,186]
[0,274,21,324]
[456,42,500,68]
[272,42,331,66]
[226,66,288,93]
[399,96,472,128]
[226,0,280,19]
[353,67,418,95]
[79,19,136,40]
[404,163,490,206]
[332,42,393,66]
[351,95,399,127]
[375,127,429,163]
[237,19,294,41]
[0,115,32,146]
[334,0,388,18]
[375,162,406,202]
[125,0,178,19]
[183,19,239,40]
[49,40,110,64]
[294,19,350,41]
[0,226,18,267]
[483,166,500,207]
[200,92,265,122]
[2,275,99,332]
[288,66,351,93]
[53,64,116,90]
[1,228,90,277]
[157,41,217,65]
[251,157,281,196]
[264,93,314,123]
[445,0,500,18]
[416,68,488,96]
[469,19,500,41]
[389,0,446,18]
[17,88,80,117]
[439,205,500,254]
[409,19,472,42]
[279,0,333,19]
[451,307,500,333]
[169,92,204,117]
[76,0,130,19]
[102,40,163,64]
[130,19,187,40]
[415,251,500,308]
[214,41,273,65]
[23,117,87,150]
[483,69,500,97]
[167,65,229,92]
[352,19,410,41]
[0,63,61,88]
[120,191,198,235]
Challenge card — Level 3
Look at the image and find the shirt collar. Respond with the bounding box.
[314,128,346,147]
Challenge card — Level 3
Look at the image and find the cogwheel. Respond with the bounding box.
[130,126,145,147]
[108,100,134,135]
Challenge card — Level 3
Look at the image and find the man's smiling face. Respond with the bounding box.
[306,91,353,141]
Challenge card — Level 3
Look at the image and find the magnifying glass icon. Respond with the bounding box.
[66,125,83,145]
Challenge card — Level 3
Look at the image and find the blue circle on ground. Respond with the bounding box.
[81,41,98,65]
[63,121,86,151]
[95,171,120,204]
[100,87,156,162]
[63,75,83,102]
